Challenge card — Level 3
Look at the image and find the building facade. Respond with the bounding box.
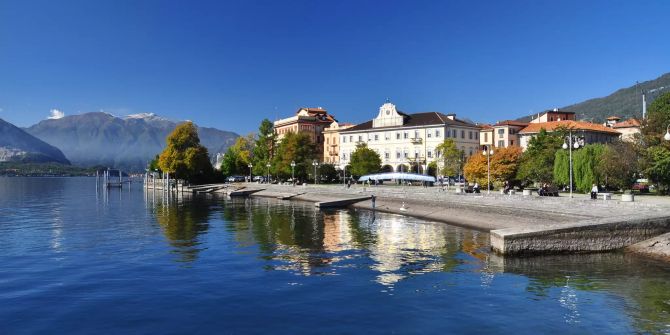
[479,120,528,149]
[338,102,481,173]
[518,120,621,150]
[605,116,641,142]
[322,121,353,164]
[529,108,576,123]
[273,107,337,159]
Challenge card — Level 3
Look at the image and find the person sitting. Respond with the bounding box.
[590,184,598,200]
[473,182,481,193]
[503,180,511,194]
[539,183,547,196]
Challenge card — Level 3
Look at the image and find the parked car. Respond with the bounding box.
[227,176,245,183]
[632,182,649,193]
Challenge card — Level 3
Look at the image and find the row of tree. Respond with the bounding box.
[463,91,670,193]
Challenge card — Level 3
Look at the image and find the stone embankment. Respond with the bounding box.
[626,233,670,262]
[237,183,670,261]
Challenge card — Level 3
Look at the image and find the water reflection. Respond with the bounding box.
[497,253,670,333]
[151,194,214,262]
[222,197,490,286]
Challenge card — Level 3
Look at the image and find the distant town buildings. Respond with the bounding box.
[604,116,642,141]
[518,120,621,150]
[529,108,576,123]
[338,102,480,173]
[273,107,337,159]
[479,120,528,149]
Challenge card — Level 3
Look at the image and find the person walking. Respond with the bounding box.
[590,184,598,200]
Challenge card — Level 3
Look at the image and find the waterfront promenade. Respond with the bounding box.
[241,183,670,259]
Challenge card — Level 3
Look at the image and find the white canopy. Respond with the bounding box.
[358,172,436,182]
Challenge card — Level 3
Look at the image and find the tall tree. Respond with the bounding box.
[490,146,523,184]
[349,144,381,177]
[642,91,670,147]
[158,122,214,183]
[463,152,488,185]
[273,132,315,180]
[252,119,276,175]
[435,139,463,176]
[598,141,639,191]
[645,146,670,194]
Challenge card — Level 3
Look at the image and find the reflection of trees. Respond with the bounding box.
[154,196,212,262]
[499,253,670,333]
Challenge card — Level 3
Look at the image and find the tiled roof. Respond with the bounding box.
[607,116,622,120]
[494,120,529,127]
[480,124,494,130]
[342,112,477,132]
[519,120,621,135]
[612,118,641,129]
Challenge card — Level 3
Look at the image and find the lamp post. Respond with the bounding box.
[562,130,582,198]
[248,163,253,182]
[266,162,271,184]
[341,164,347,187]
[482,145,494,194]
[664,124,670,141]
[312,160,319,184]
[290,160,296,186]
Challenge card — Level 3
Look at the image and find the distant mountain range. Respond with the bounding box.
[0,118,70,164]
[23,112,238,172]
[517,72,670,123]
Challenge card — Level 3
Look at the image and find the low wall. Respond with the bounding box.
[491,215,670,255]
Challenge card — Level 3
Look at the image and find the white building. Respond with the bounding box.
[338,102,481,173]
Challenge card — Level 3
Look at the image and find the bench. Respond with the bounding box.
[597,192,612,200]
[538,187,559,197]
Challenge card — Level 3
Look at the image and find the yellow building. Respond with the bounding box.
[322,121,354,164]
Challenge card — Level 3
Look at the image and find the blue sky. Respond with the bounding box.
[1,0,669,134]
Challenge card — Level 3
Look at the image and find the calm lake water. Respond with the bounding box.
[1,177,669,334]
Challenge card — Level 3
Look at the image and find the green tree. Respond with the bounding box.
[158,122,214,183]
[435,139,463,176]
[273,132,316,180]
[553,144,606,192]
[148,154,161,172]
[645,146,670,194]
[252,119,276,176]
[349,143,381,177]
[318,163,339,183]
[642,91,670,147]
[517,129,563,184]
[598,141,639,191]
[220,135,254,177]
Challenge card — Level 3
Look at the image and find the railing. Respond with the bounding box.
[410,137,423,144]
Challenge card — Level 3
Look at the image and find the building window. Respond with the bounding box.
[374,134,379,141]
[396,152,401,159]
[510,140,514,146]
[498,128,505,135]
[427,151,432,158]
[349,136,353,142]
[452,129,457,138]
[403,150,408,158]
[498,140,504,147]
[403,132,409,139]
[436,130,440,137]
[427,132,432,138]
[469,131,473,139]
[385,133,390,140]
[385,152,390,159]
[414,130,419,138]
[342,136,346,143]
[461,130,465,139]
[484,133,488,142]
[414,152,419,158]
[475,132,478,140]
[358,135,362,142]
[396,132,401,140]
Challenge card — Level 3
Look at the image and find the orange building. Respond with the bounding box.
[273,107,337,159]
[322,121,354,164]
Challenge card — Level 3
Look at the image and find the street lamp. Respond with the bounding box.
[290,160,296,186]
[664,124,670,141]
[340,164,347,187]
[312,160,319,184]
[266,162,271,184]
[562,130,582,198]
[482,145,494,194]
[248,163,253,182]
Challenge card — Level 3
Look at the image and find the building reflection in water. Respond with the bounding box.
[226,197,490,287]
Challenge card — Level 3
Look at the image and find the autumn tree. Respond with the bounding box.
[349,143,381,177]
[463,152,488,185]
[158,122,214,183]
[272,132,315,180]
[435,139,463,176]
[490,146,523,184]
